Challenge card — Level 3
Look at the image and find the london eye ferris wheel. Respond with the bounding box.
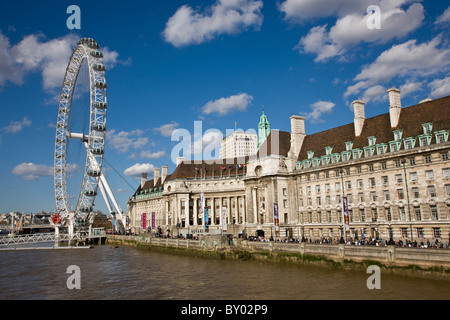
[53,37,126,234]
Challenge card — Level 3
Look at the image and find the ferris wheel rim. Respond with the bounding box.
[54,37,108,219]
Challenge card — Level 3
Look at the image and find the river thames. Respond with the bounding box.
[0,244,449,300]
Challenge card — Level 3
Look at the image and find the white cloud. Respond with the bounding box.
[12,162,78,181]
[428,77,450,99]
[163,0,263,47]
[2,117,31,134]
[301,100,335,123]
[361,85,387,103]
[0,31,121,92]
[154,121,179,137]
[106,129,148,153]
[354,36,449,84]
[201,93,253,116]
[124,163,155,177]
[286,0,424,62]
[435,6,450,24]
[279,0,372,21]
[345,36,450,102]
[137,150,167,159]
[399,81,423,97]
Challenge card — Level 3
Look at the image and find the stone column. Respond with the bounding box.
[252,187,258,224]
[210,197,215,226]
[193,197,198,226]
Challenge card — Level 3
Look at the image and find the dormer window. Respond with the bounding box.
[321,155,330,166]
[368,136,376,146]
[364,146,374,157]
[352,149,362,160]
[376,143,387,155]
[307,151,314,159]
[435,130,449,144]
[341,151,351,162]
[345,141,353,151]
[393,130,403,141]
[422,123,433,135]
[419,134,431,147]
[403,137,416,150]
[390,141,401,152]
[312,158,320,167]
[325,146,333,155]
[331,153,340,164]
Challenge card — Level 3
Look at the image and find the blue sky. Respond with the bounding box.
[1,0,449,214]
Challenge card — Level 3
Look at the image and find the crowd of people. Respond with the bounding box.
[246,235,450,249]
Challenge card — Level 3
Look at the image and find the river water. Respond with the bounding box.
[0,244,449,300]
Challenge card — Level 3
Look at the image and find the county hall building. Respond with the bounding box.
[127,88,450,243]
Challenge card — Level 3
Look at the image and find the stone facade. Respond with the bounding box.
[127,89,450,243]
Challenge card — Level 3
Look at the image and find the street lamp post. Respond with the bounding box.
[401,159,413,241]
[339,169,346,242]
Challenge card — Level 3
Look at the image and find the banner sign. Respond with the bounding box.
[204,208,209,232]
[152,212,156,231]
[273,203,280,233]
[222,207,227,232]
[343,197,350,232]
[142,212,146,231]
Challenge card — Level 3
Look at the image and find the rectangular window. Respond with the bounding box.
[433,228,441,239]
[357,179,363,188]
[442,153,449,161]
[371,191,377,202]
[398,189,404,200]
[415,207,422,221]
[402,228,408,238]
[431,206,439,221]
[443,168,450,179]
[369,177,376,187]
[425,155,432,164]
[384,190,390,201]
[417,228,424,238]
[395,174,403,184]
[400,207,406,221]
[425,170,434,180]
[412,187,420,199]
[360,209,366,222]
[410,172,418,182]
[358,193,364,203]
[381,162,387,170]
[386,208,392,222]
[382,176,389,185]
[446,184,450,196]
[428,185,436,197]
[346,181,352,189]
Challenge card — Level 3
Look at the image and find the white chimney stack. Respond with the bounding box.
[161,165,168,184]
[352,100,366,137]
[176,157,186,166]
[154,168,160,182]
[388,87,402,128]
[288,115,306,160]
[141,173,147,189]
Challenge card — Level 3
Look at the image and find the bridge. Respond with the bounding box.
[0,228,107,248]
